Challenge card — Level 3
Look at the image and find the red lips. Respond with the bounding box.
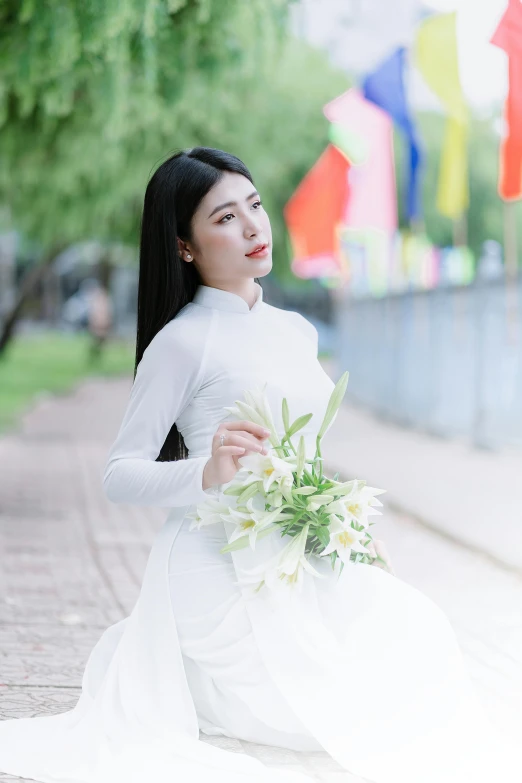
[246,244,268,256]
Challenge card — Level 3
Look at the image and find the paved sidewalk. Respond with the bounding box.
[0,376,356,782]
[321,359,522,573]
[0,372,521,783]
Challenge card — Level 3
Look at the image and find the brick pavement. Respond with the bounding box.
[1,373,521,782]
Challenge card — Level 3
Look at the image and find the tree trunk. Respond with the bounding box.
[0,244,65,356]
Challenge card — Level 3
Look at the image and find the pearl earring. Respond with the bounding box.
[186,254,192,260]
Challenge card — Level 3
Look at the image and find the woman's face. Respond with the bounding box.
[180,172,272,286]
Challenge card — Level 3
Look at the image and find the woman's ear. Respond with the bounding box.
[177,237,194,263]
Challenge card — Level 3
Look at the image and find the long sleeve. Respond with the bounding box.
[103,316,219,508]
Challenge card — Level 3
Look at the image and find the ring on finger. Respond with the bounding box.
[219,433,226,447]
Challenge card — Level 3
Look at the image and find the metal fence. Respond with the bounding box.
[334,277,522,450]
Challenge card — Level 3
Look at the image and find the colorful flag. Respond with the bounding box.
[362,46,424,222]
[323,88,398,233]
[284,144,350,279]
[414,12,469,219]
[491,0,522,201]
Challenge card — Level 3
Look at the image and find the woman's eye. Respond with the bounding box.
[218,201,262,224]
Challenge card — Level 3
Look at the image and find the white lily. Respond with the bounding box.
[238,524,324,594]
[229,508,291,549]
[329,485,385,529]
[238,451,297,494]
[223,497,290,550]
[222,401,265,428]
[319,514,370,563]
[223,383,284,448]
[266,488,284,508]
[186,497,231,531]
[243,382,277,437]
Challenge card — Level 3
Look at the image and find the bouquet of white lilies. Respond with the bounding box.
[187,371,387,594]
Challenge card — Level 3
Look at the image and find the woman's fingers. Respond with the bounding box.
[215,423,270,454]
[221,420,271,442]
[225,430,268,446]
[370,539,395,576]
[219,445,250,456]
[220,433,268,454]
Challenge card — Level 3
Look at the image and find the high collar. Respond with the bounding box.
[192,282,264,314]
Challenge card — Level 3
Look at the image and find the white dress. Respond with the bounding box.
[0,282,520,783]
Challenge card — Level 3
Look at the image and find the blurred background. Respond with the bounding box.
[1,0,522,775]
[0,0,520,445]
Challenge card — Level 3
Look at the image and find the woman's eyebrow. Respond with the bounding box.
[207,191,259,218]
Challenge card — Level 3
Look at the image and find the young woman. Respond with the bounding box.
[0,147,519,783]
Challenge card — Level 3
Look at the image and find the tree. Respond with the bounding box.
[3,1,342,350]
[0,1,294,245]
[0,0,353,353]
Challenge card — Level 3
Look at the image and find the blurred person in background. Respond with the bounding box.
[61,278,92,332]
[62,277,113,358]
[85,278,113,362]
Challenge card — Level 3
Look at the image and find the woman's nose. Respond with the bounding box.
[245,216,262,236]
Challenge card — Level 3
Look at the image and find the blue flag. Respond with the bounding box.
[362,47,423,222]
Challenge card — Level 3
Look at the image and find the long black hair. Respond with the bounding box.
[136,146,261,463]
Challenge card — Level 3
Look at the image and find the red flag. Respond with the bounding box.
[284,144,350,277]
[491,0,522,200]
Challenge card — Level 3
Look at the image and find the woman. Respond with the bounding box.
[0,147,519,783]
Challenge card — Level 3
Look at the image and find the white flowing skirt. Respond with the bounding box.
[168,517,324,751]
[0,504,520,783]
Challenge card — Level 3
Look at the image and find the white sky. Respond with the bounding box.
[423,0,507,110]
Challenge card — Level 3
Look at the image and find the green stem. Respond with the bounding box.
[315,435,323,481]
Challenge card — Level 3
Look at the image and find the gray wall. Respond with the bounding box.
[334,277,522,450]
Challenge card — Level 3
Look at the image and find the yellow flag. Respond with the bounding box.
[414,12,469,219]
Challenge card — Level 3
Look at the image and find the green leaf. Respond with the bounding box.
[316,526,330,546]
[223,485,245,496]
[237,480,260,505]
[281,482,294,505]
[316,493,335,504]
[293,486,318,496]
[296,434,305,479]
[220,535,250,553]
[282,397,290,432]
[317,371,349,439]
[220,523,278,554]
[286,412,313,438]
[327,479,366,497]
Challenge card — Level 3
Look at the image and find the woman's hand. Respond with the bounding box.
[203,420,271,490]
[368,539,395,576]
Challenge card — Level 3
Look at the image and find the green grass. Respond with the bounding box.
[0,331,135,434]
[0,330,334,436]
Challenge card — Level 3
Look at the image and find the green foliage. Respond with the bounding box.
[0,0,350,285]
[0,330,134,433]
[1,2,516,281]
[0,0,258,242]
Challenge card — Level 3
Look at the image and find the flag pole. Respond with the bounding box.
[503,200,518,280]
[452,213,467,247]
[503,199,519,343]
